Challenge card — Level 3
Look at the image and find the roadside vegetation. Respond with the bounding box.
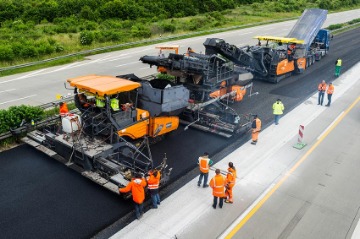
[0,0,359,69]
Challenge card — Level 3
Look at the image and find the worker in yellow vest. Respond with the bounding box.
[110,97,119,111]
[335,58,342,77]
[273,99,284,125]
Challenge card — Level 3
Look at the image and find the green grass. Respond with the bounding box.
[0,4,359,77]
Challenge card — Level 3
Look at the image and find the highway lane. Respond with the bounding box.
[1,9,360,109]
[1,27,359,239]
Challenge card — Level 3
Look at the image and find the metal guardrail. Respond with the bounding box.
[0,17,299,73]
[0,97,75,141]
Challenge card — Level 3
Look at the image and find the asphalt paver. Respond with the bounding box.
[0,28,359,238]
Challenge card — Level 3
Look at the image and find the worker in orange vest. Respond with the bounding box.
[197,152,213,188]
[251,115,262,145]
[59,102,69,115]
[186,47,195,56]
[225,162,236,204]
[119,173,147,219]
[210,169,226,209]
[325,82,335,107]
[318,80,327,106]
[287,43,296,60]
[147,169,161,209]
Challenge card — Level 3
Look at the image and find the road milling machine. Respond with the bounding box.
[203,8,330,83]
[24,74,189,196]
[140,49,254,138]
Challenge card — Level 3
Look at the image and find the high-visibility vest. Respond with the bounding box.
[336,59,342,66]
[210,174,225,197]
[59,103,69,114]
[273,101,284,115]
[318,83,327,92]
[119,178,147,204]
[327,84,334,94]
[96,97,105,108]
[110,98,119,111]
[199,157,210,173]
[226,168,236,187]
[252,118,261,131]
[147,172,161,190]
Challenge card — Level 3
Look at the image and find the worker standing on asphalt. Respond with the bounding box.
[59,102,69,115]
[272,99,284,125]
[251,115,262,145]
[210,169,226,209]
[225,162,236,204]
[198,152,213,188]
[318,80,327,106]
[335,58,342,77]
[326,82,335,107]
[119,173,147,219]
[147,169,161,209]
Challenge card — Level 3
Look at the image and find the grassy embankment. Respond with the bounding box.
[1,2,360,77]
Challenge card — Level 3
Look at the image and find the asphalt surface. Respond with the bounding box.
[0,28,359,239]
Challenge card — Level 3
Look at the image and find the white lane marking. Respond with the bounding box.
[14,69,46,80]
[0,70,48,84]
[93,54,128,63]
[50,62,81,72]
[107,56,132,62]
[0,94,37,105]
[115,62,140,67]
[317,111,345,140]
[218,183,276,239]
[0,89,16,93]
[140,66,152,70]
[351,215,360,239]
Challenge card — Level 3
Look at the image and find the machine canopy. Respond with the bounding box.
[67,75,141,97]
[254,36,304,44]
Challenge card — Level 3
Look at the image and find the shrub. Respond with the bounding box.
[348,18,360,25]
[80,31,94,45]
[0,105,44,134]
[0,45,15,61]
[54,43,64,52]
[160,23,176,33]
[327,24,343,30]
[130,25,151,38]
[20,45,39,58]
[79,20,98,31]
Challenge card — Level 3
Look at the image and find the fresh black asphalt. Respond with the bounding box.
[0,28,359,239]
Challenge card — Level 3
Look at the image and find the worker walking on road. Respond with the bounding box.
[225,162,236,204]
[119,173,147,219]
[318,80,327,106]
[272,99,284,125]
[251,115,261,145]
[326,82,335,107]
[197,152,213,188]
[335,58,342,77]
[210,169,226,209]
[147,169,161,209]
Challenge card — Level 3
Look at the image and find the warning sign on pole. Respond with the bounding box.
[293,125,307,149]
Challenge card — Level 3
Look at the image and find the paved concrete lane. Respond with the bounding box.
[110,62,360,239]
[228,78,360,239]
[1,9,359,109]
